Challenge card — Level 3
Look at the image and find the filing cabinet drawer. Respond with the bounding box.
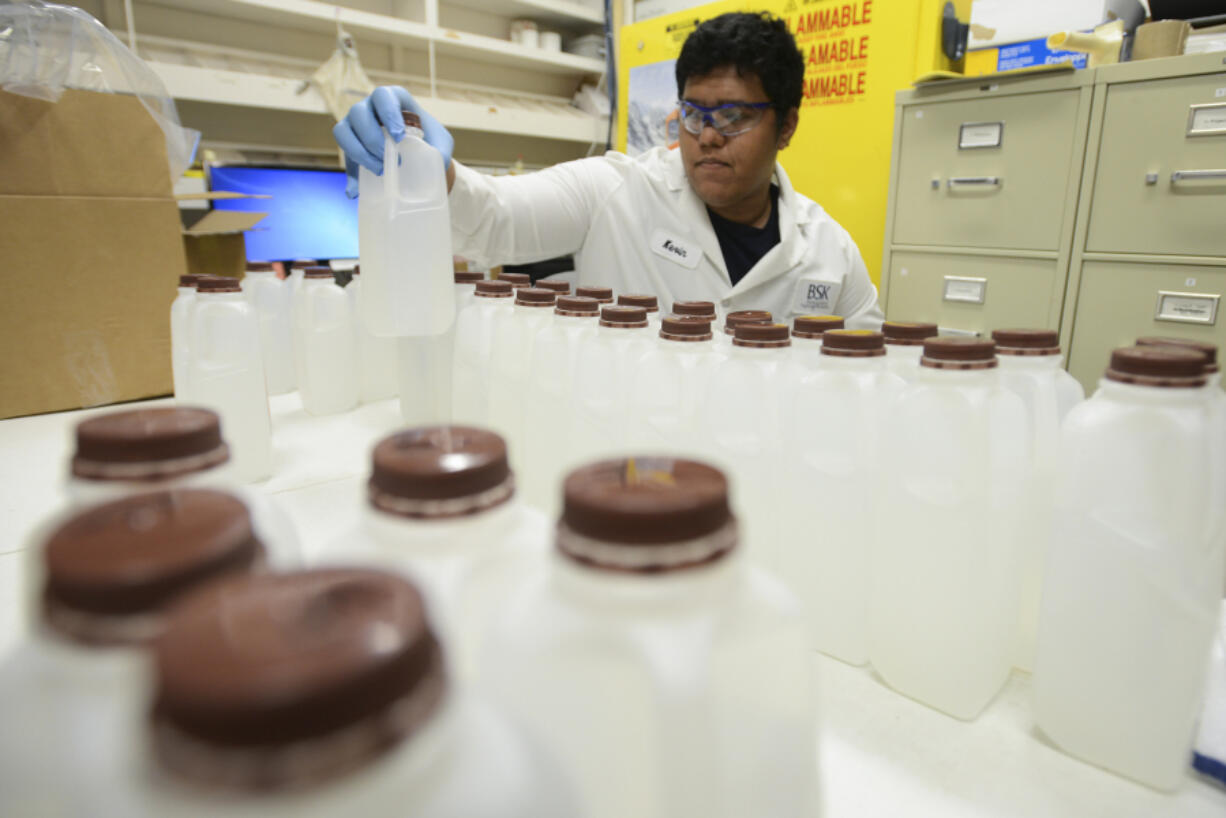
[1067,260,1226,391]
[1086,72,1226,257]
[885,252,1062,335]
[893,90,1081,251]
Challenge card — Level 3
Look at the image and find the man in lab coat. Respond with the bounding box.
[334,12,884,325]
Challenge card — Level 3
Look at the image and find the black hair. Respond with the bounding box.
[675,12,804,116]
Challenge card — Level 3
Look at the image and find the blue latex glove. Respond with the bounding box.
[333,86,455,198]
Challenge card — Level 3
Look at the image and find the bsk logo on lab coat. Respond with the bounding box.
[794,277,840,313]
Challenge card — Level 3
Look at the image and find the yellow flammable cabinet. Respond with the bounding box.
[1062,53,1226,391]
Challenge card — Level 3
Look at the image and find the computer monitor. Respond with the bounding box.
[209,165,358,262]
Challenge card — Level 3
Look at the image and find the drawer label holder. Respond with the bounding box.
[958,121,1004,149]
[943,276,988,305]
[1155,291,1219,325]
[1187,103,1226,137]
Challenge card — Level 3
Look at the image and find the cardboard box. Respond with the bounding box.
[965,37,1089,76]
[0,89,264,420]
[179,192,268,279]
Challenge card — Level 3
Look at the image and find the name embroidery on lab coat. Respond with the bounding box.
[649,228,701,270]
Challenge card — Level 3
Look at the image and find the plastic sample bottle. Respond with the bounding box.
[241,262,295,395]
[882,321,939,382]
[870,337,1029,719]
[452,279,515,426]
[626,316,718,457]
[618,293,661,332]
[536,279,571,296]
[346,267,399,403]
[357,112,455,338]
[778,329,905,664]
[670,300,717,321]
[790,314,844,371]
[65,407,299,564]
[991,328,1085,671]
[0,490,266,817]
[566,305,655,467]
[479,458,818,818]
[1033,345,1225,791]
[140,569,578,817]
[522,295,601,513]
[294,267,359,416]
[187,276,272,482]
[170,274,199,400]
[701,322,796,551]
[315,427,549,680]
[454,269,484,316]
[575,285,613,305]
[486,287,557,469]
[715,309,773,350]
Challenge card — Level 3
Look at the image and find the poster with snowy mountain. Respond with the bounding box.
[627,59,679,156]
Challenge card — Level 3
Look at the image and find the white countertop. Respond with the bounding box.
[0,396,1222,816]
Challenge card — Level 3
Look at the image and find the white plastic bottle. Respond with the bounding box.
[138,569,578,818]
[714,309,772,351]
[618,293,661,332]
[789,314,844,371]
[170,274,199,400]
[452,279,515,426]
[479,458,818,818]
[241,262,295,395]
[882,320,938,383]
[871,337,1029,719]
[64,406,300,564]
[522,296,601,513]
[1034,345,1224,791]
[315,427,548,679]
[357,111,455,338]
[0,489,268,818]
[187,276,272,482]
[455,269,484,315]
[702,322,797,552]
[347,267,399,403]
[991,328,1085,671]
[778,329,905,664]
[487,287,557,469]
[294,268,359,416]
[566,306,655,467]
[626,316,718,456]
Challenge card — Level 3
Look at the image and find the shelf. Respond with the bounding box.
[142,0,606,76]
[446,0,605,27]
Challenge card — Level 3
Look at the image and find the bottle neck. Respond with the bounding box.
[819,352,886,371]
[197,291,245,303]
[1096,377,1213,406]
[598,324,649,339]
[550,545,742,610]
[731,343,788,358]
[997,353,1062,370]
[916,365,998,386]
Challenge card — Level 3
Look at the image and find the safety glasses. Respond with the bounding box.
[677,99,773,137]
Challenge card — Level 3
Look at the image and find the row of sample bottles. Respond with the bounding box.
[0,407,817,818]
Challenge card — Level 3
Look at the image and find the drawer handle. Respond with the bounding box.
[1170,169,1226,184]
[947,176,1001,189]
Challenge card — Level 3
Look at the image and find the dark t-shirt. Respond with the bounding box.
[706,185,781,287]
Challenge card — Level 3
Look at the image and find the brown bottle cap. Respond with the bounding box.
[600,306,649,328]
[671,300,716,318]
[303,267,334,280]
[497,272,531,285]
[558,458,737,572]
[151,569,445,791]
[792,315,844,339]
[556,295,600,316]
[660,316,713,342]
[734,322,791,347]
[178,274,201,288]
[537,280,571,294]
[73,407,230,481]
[454,271,483,284]
[921,337,997,370]
[618,294,659,312]
[42,489,263,645]
[992,328,1061,356]
[723,309,772,335]
[474,279,513,297]
[821,329,886,357]
[1135,336,1219,374]
[883,321,939,346]
[196,276,241,293]
[402,110,423,130]
[245,262,276,273]
[1105,345,1208,387]
[576,286,613,303]
[515,286,557,307]
[369,427,514,518]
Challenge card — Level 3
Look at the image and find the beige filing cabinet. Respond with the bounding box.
[1062,54,1226,391]
[880,67,1096,338]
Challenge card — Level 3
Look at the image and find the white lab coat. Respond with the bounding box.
[448,146,884,327]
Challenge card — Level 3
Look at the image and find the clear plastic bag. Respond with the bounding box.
[0,0,198,177]
[310,25,374,122]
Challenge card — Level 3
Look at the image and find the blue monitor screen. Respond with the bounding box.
[209,166,358,262]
